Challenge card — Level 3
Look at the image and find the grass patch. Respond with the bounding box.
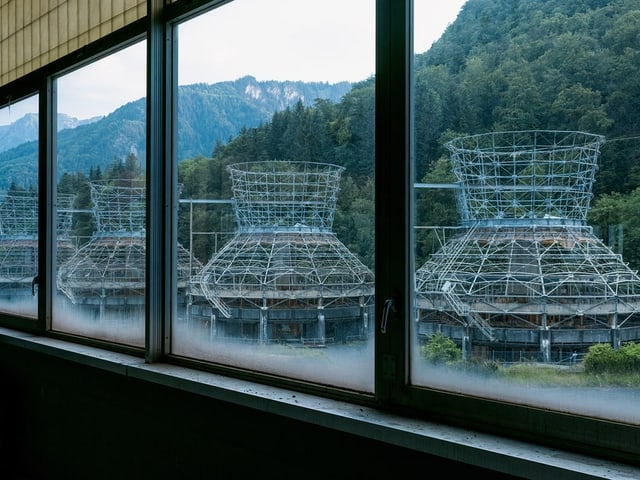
[495,362,640,388]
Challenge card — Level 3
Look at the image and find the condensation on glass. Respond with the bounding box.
[411,2,640,425]
[51,42,147,347]
[171,0,376,391]
[0,95,39,318]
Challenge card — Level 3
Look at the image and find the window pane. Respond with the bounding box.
[0,95,39,318]
[411,1,640,425]
[172,0,375,391]
[53,42,147,347]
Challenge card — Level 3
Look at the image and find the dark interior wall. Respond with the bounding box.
[0,342,520,480]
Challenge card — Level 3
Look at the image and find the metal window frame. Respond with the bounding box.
[0,0,637,468]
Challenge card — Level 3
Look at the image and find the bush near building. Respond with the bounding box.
[584,342,640,375]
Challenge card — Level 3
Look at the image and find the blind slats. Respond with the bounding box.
[0,0,146,87]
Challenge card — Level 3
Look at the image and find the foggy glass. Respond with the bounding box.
[172,0,375,391]
[0,95,39,319]
[410,2,640,425]
[52,43,147,347]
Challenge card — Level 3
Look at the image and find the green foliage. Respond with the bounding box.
[414,156,460,263]
[5,0,640,273]
[419,331,463,365]
[584,342,640,375]
[588,188,640,268]
[103,152,142,185]
[176,78,351,162]
[177,155,236,263]
[497,362,585,387]
[417,0,640,194]
[187,83,376,267]
[58,171,94,242]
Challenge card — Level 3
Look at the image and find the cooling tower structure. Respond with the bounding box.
[193,161,375,346]
[57,181,201,319]
[0,191,74,297]
[0,191,40,296]
[415,130,640,362]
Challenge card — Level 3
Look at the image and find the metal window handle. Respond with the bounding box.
[380,298,396,334]
[32,275,39,296]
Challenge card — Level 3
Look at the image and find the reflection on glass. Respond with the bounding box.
[0,94,39,318]
[172,0,375,391]
[52,42,146,346]
[411,2,640,424]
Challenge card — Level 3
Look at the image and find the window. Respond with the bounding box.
[52,41,147,347]
[0,0,638,470]
[0,94,39,319]
[405,0,639,460]
[170,0,376,391]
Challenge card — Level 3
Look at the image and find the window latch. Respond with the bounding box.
[32,275,39,296]
[380,298,396,334]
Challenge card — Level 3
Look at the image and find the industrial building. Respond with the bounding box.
[190,161,375,345]
[56,180,202,324]
[415,130,640,362]
[1,1,639,478]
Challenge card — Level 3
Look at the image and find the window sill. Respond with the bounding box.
[1,326,638,480]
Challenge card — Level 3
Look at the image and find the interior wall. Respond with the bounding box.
[0,342,520,480]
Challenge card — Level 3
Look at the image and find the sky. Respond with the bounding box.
[0,0,466,125]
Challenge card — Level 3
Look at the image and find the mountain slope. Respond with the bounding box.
[0,76,351,191]
[0,113,99,153]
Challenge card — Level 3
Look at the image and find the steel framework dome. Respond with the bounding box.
[57,181,201,309]
[415,130,640,361]
[194,161,374,345]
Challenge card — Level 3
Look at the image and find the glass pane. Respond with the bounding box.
[53,42,147,347]
[0,95,39,318]
[411,1,640,424]
[172,0,375,391]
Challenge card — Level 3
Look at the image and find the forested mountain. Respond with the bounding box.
[0,113,98,153]
[0,76,351,190]
[415,0,640,194]
[412,0,640,268]
[2,0,640,270]
[180,0,640,269]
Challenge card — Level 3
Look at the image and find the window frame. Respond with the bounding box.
[0,90,41,327]
[383,0,640,465]
[0,0,636,468]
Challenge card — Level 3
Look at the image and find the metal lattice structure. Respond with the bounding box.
[0,191,75,288]
[449,130,602,227]
[0,191,39,288]
[57,181,201,310]
[415,130,640,361]
[194,161,374,345]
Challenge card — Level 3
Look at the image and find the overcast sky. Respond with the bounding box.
[0,0,465,125]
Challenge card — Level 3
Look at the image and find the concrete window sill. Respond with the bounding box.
[1,326,638,480]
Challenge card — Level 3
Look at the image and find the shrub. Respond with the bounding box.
[584,342,640,374]
[419,331,462,365]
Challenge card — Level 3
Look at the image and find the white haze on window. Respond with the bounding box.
[52,44,146,348]
[0,96,39,319]
[410,2,640,427]
[52,294,145,348]
[173,0,376,392]
[172,324,374,392]
[411,355,640,426]
[0,298,38,319]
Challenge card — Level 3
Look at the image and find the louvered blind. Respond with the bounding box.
[0,0,146,87]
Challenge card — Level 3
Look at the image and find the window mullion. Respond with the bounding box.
[40,77,56,334]
[146,0,170,361]
[374,0,413,404]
